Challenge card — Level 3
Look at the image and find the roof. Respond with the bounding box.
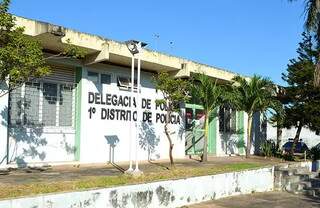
[15,15,247,82]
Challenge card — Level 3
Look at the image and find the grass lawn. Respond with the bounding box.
[0,162,269,199]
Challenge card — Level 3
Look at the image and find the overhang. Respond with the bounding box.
[15,16,244,82]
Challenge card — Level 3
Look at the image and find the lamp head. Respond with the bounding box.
[125,40,148,55]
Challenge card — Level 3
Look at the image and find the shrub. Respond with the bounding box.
[308,146,320,161]
[281,153,295,161]
[260,140,277,157]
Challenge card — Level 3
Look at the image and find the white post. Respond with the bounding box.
[125,55,135,173]
[134,45,142,174]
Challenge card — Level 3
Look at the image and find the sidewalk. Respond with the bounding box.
[186,192,320,208]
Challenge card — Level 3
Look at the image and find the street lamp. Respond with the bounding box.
[125,40,147,175]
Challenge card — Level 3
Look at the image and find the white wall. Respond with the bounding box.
[7,128,75,166]
[79,64,185,163]
[267,123,320,148]
[0,167,274,208]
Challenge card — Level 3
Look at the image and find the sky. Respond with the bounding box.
[9,0,306,85]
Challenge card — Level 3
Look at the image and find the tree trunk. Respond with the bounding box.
[276,126,282,150]
[164,109,174,167]
[201,113,209,162]
[291,122,303,154]
[314,58,320,87]
[246,113,253,158]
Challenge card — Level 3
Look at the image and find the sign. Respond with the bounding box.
[87,92,181,124]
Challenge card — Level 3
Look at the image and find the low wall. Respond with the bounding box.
[0,167,274,208]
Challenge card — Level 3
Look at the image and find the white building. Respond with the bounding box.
[0,16,318,168]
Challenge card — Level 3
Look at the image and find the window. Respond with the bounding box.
[101,74,111,85]
[9,82,75,127]
[24,82,41,126]
[87,71,99,83]
[59,84,74,126]
[117,76,137,89]
[219,105,237,133]
[42,83,58,126]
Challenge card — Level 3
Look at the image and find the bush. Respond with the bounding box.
[260,140,277,157]
[281,153,295,161]
[308,146,320,161]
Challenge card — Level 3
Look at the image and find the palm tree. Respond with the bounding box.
[230,75,281,157]
[192,74,225,162]
[289,0,320,87]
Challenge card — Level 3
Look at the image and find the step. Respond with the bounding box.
[293,189,317,197]
[275,163,310,171]
[283,174,311,184]
[294,172,319,179]
[309,178,320,187]
[303,187,320,197]
[287,181,312,192]
[274,167,310,176]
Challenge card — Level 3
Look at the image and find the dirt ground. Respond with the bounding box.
[0,156,283,185]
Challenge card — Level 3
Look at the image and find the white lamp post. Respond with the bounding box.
[125,40,147,175]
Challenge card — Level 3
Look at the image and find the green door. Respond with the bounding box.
[185,104,217,155]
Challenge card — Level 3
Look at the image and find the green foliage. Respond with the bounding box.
[230,75,282,117]
[153,72,190,113]
[191,73,225,115]
[281,153,295,161]
[229,75,281,157]
[153,71,190,166]
[191,73,226,161]
[282,33,320,133]
[0,0,50,91]
[289,0,320,37]
[288,0,320,87]
[260,140,277,157]
[0,0,85,96]
[308,146,320,161]
[60,39,86,59]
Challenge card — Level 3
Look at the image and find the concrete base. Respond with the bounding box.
[0,166,274,208]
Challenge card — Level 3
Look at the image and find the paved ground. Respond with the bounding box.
[0,156,283,185]
[187,192,320,208]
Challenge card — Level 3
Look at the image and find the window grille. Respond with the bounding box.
[9,81,76,128]
[219,105,237,133]
[101,74,111,85]
[117,76,137,90]
[87,71,99,83]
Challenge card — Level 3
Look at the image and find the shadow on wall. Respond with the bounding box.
[252,112,267,155]
[221,128,244,155]
[105,135,125,172]
[61,133,77,155]
[139,122,160,161]
[1,106,47,168]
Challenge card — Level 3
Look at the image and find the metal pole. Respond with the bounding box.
[126,55,135,173]
[134,44,142,174]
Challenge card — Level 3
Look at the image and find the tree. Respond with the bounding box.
[289,0,320,87]
[0,0,85,97]
[269,111,284,150]
[153,72,190,167]
[191,74,225,162]
[282,32,320,148]
[0,0,49,96]
[230,75,281,157]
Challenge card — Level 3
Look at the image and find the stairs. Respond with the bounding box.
[275,163,320,198]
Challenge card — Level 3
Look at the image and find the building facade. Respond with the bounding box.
[0,16,318,168]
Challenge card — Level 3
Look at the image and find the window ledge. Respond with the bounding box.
[10,126,75,134]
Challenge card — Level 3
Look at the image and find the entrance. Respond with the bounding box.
[185,104,217,156]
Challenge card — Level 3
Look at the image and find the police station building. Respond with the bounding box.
[0,16,318,168]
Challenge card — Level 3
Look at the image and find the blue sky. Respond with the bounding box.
[10,0,305,85]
